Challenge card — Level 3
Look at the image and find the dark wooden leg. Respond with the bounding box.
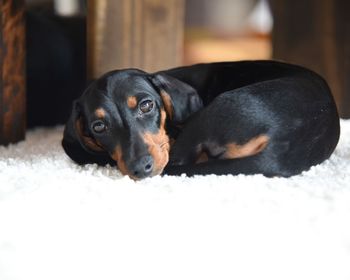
[0,0,26,145]
[270,0,350,118]
[87,0,184,79]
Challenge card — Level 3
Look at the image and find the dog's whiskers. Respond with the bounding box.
[160,141,170,148]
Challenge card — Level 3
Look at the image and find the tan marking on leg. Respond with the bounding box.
[224,135,269,159]
[160,90,173,120]
[127,96,137,109]
[196,152,209,164]
[142,110,170,175]
[94,108,106,119]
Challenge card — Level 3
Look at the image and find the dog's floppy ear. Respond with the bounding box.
[62,100,114,166]
[150,73,203,124]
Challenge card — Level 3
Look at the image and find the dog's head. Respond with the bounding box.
[62,69,203,179]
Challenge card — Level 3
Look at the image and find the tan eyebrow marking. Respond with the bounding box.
[94,108,106,118]
[127,96,137,109]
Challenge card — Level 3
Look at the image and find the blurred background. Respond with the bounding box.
[184,0,272,63]
[2,0,349,136]
[25,0,276,127]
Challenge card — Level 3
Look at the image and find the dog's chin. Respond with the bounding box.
[122,168,165,181]
[150,165,167,178]
[150,148,169,178]
[117,158,169,181]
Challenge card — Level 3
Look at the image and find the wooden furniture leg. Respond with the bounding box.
[270,0,350,118]
[0,0,26,145]
[87,0,184,79]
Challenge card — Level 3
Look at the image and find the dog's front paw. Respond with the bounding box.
[168,156,187,166]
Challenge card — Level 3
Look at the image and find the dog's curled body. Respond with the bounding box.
[62,61,340,179]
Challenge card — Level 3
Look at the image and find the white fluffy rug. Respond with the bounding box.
[1,120,350,280]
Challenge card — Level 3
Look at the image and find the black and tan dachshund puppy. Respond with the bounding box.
[62,60,340,179]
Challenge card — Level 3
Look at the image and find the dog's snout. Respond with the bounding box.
[132,155,154,178]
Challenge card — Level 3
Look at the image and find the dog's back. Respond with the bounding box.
[162,61,340,177]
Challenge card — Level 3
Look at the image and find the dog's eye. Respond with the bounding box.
[91,120,107,133]
[139,100,154,113]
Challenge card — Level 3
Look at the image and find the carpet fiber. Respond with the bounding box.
[1,120,350,280]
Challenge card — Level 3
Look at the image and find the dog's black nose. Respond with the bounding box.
[132,155,154,178]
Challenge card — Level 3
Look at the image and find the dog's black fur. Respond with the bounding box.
[62,60,340,179]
